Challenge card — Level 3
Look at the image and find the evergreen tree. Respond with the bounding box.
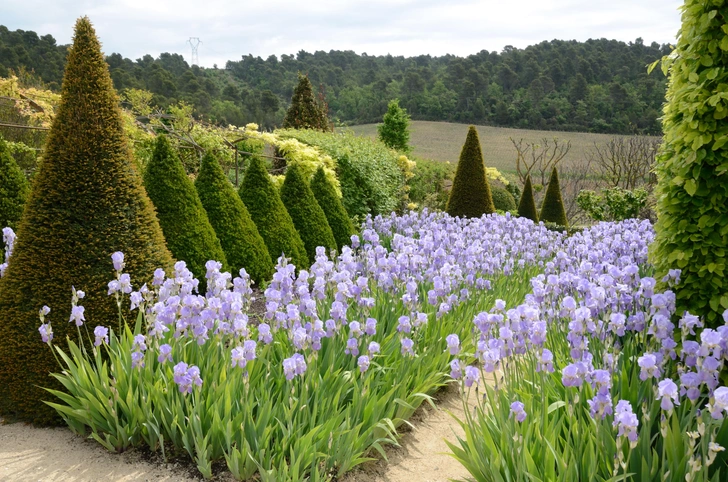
[0,137,30,230]
[517,175,539,222]
[310,166,355,251]
[280,163,337,262]
[377,99,411,152]
[282,73,330,131]
[539,167,568,227]
[195,152,273,284]
[144,135,227,282]
[0,17,173,424]
[238,156,308,268]
[446,126,495,218]
[651,3,728,326]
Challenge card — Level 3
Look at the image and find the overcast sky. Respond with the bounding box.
[1,0,683,67]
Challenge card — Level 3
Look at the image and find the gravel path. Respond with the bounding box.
[0,384,478,482]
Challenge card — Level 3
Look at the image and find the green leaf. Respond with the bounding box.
[684,179,697,196]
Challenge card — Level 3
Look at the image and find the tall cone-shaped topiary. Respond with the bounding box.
[310,166,355,251]
[280,163,337,263]
[195,152,273,284]
[0,17,173,425]
[651,3,728,327]
[0,137,30,230]
[238,156,308,268]
[446,126,495,218]
[144,135,227,283]
[282,73,330,131]
[517,175,539,222]
[539,167,568,227]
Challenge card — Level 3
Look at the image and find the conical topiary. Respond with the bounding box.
[238,156,308,269]
[446,126,496,218]
[517,175,539,222]
[281,163,337,262]
[0,137,30,230]
[195,152,273,284]
[0,17,173,424]
[539,167,568,227]
[310,166,355,251]
[144,135,227,282]
[282,73,329,131]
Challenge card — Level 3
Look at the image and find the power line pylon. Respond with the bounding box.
[188,37,202,66]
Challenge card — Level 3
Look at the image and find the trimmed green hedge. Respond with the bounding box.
[491,185,517,212]
[144,135,227,282]
[310,166,355,251]
[238,156,308,269]
[0,136,29,230]
[195,152,273,284]
[280,163,337,262]
[651,2,728,326]
[277,129,405,219]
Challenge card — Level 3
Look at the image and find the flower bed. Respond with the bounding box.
[446,219,728,481]
[36,211,561,480]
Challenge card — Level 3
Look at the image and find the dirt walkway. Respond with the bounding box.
[0,384,478,482]
[341,383,478,482]
[0,422,211,482]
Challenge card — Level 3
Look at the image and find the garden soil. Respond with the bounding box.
[0,383,482,482]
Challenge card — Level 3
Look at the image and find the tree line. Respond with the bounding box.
[1,24,669,134]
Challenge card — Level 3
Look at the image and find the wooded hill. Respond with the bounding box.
[1,25,668,135]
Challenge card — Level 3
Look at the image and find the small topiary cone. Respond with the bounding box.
[280,163,337,263]
[195,152,273,285]
[517,175,539,222]
[539,167,568,227]
[446,126,495,218]
[144,135,228,283]
[310,166,355,251]
[238,156,308,269]
[0,137,30,230]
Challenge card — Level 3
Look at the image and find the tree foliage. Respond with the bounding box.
[310,166,355,251]
[280,163,336,263]
[539,167,568,227]
[650,2,728,326]
[143,135,227,282]
[377,99,410,152]
[1,25,669,135]
[0,17,173,424]
[517,175,539,222]
[446,126,495,218]
[238,156,308,268]
[195,152,273,284]
[0,136,29,229]
[282,73,330,132]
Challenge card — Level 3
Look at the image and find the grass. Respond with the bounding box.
[347,121,661,174]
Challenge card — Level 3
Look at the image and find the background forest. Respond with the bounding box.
[0,25,669,134]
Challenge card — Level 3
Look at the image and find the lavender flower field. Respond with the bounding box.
[3,211,728,480]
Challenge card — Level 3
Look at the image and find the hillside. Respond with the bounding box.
[348,121,661,173]
[1,25,667,135]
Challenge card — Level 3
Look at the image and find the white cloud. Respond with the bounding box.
[1,0,682,67]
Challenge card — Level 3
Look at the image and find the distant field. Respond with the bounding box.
[347,121,661,174]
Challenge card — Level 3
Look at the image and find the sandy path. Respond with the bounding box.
[0,422,210,482]
[0,384,479,482]
[342,383,479,482]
